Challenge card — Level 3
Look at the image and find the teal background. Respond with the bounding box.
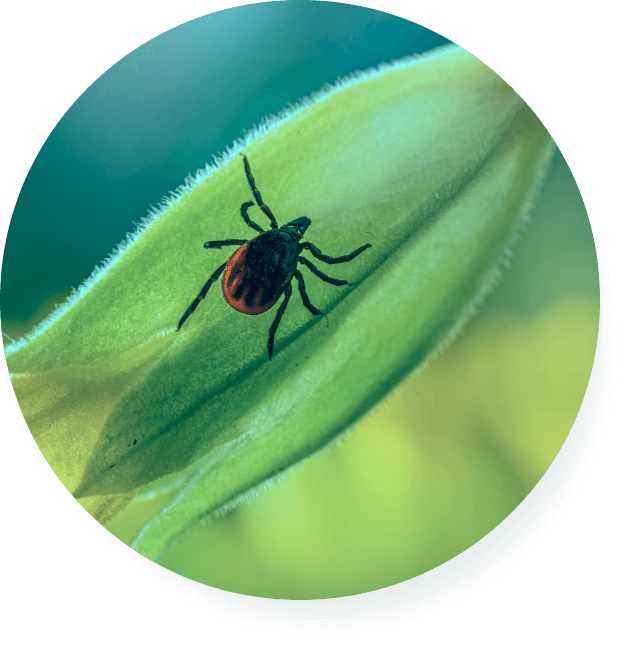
[1,2,598,598]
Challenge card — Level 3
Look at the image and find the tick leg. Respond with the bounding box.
[294,269,323,316]
[267,283,292,360]
[300,241,372,264]
[204,239,248,249]
[177,261,227,331]
[239,201,264,234]
[299,256,350,286]
[240,153,278,230]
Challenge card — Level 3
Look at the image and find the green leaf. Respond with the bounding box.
[6,45,554,558]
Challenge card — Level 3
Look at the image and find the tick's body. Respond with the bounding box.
[222,227,301,315]
[177,154,371,359]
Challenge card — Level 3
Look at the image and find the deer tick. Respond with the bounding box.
[177,153,372,360]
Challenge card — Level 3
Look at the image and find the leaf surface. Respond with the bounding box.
[5,46,554,556]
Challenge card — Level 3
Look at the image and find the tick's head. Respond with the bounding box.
[282,217,311,238]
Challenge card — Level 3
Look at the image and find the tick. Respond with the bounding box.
[177,153,372,360]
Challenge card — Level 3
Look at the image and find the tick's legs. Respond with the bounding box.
[294,269,323,316]
[300,242,372,264]
[177,261,227,331]
[204,239,248,249]
[240,153,278,230]
[299,256,351,286]
[240,201,264,234]
[268,283,292,360]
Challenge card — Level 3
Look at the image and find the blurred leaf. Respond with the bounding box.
[5,46,554,557]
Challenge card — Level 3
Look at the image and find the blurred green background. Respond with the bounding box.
[1,3,598,598]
